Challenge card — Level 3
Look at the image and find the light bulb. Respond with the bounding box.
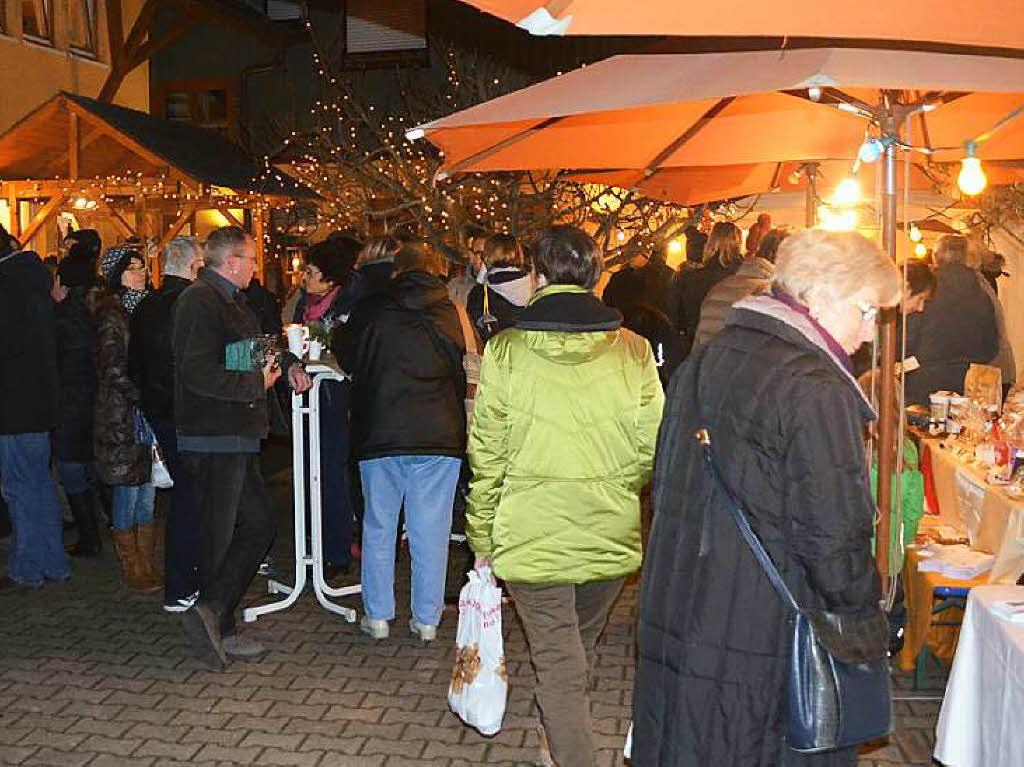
[958,142,987,196]
[909,224,922,242]
[831,177,861,207]
[914,243,928,258]
[858,139,882,164]
[667,240,683,255]
[808,86,822,101]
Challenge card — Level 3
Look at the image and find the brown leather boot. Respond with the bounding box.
[135,522,164,590]
[110,529,158,592]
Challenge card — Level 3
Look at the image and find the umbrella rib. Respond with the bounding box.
[643,97,736,176]
[435,115,566,179]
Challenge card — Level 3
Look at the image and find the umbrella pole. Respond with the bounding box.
[876,141,898,592]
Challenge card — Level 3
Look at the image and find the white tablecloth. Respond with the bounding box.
[934,585,1024,767]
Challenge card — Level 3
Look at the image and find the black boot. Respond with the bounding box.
[65,490,102,557]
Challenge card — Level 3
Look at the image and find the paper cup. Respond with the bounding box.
[285,324,309,357]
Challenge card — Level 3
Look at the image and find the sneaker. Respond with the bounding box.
[222,634,268,662]
[181,603,226,671]
[409,618,436,642]
[360,615,389,640]
[163,590,199,613]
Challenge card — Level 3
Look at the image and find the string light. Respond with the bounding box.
[831,176,862,207]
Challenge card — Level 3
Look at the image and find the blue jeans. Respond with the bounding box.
[359,455,460,626]
[0,432,71,585]
[56,460,92,495]
[111,483,155,531]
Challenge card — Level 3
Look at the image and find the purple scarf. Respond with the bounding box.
[770,287,853,373]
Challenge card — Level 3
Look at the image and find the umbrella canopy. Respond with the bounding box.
[461,0,1024,49]
[568,159,950,207]
[413,48,1024,178]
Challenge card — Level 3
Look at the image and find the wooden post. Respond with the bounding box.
[253,203,266,283]
[6,185,19,240]
[69,114,80,179]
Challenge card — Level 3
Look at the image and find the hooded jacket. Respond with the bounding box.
[54,287,97,461]
[335,269,467,460]
[0,249,59,435]
[466,284,664,585]
[466,267,533,342]
[633,293,880,767]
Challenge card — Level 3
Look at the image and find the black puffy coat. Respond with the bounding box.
[673,259,739,344]
[634,294,880,767]
[54,287,97,461]
[602,259,676,318]
[0,249,58,435]
[334,269,467,460]
[128,275,190,424]
[91,290,151,486]
[904,263,999,404]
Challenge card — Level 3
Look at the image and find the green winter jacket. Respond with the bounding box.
[466,284,665,584]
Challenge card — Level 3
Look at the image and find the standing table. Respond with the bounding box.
[244,357,360,623]
[934,585,1024,766]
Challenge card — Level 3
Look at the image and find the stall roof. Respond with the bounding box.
[0,92,316,199]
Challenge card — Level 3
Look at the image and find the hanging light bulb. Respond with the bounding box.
[667,239,683,255]
[909,224,923,242]
[808,86,822,102]
[958,141,987,196]
[831,176,862,207]
[914,243,928,258]
[858,139,882,164]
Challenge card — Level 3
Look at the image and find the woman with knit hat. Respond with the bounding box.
[90,246,159,591]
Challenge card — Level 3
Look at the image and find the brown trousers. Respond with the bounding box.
[506,578,625,767]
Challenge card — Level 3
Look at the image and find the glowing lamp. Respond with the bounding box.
[858,139,882,164]
[958,141,987,197]
[914,243,928,258]
[831,177,861,207]
[909,224,922,242]
[808,86,822,101]
[667,240,683,255]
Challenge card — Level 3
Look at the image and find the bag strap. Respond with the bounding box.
[692,352,801,614]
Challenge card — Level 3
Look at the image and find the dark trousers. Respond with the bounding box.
[150,418,199,603]
[303,380,354,565]
[179,451,275,637]
[505,577,624,767]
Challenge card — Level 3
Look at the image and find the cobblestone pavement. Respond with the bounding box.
[1,452,947,766]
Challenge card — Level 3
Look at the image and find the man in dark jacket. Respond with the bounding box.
[335,241,467,642]
[0,226,71,590]
[172,226,310,669]
[602,248,676,319]
[54,251,102,557]
[129,236,202,611]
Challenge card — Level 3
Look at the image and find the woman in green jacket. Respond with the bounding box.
[467,226,664,767]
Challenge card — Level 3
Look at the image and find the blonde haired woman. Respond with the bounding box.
[904,234,1000,404]
[635,230,900,767]
[676,221,743,349]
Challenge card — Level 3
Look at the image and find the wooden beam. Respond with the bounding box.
[154,204,196,259]
[253,204,266,283]
[42,124,105,179]
[69,114,80,179]
[100,0,127,102]
[127,15,196,69]
[122,0,163,59]
[19,195,68,245]
[93,196,138,238]
[216,205,244,228]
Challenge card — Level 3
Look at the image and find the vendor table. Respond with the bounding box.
[244,357,360,623]
[897,541,989,672]
[934,585,1024,767]
[921,436,1024,582]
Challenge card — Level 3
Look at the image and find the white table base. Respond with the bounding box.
[244,368,360,623]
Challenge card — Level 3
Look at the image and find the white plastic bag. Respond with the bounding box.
[448,567,507,735]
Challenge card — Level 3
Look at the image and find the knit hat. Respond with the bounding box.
[100,246,142,290]
[57,251,96,288]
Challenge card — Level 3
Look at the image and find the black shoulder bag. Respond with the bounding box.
[694,372,892,752]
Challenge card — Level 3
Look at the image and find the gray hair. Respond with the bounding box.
[203,226,250,268]
[162,236,200,276]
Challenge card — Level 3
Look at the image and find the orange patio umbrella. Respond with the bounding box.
[460,0,1024,49]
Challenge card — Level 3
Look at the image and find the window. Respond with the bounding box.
[155,79,238,139]
[21,0,51,43]
[68,0,96,54]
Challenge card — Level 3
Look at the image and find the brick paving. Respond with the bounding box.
[0,448,947,766]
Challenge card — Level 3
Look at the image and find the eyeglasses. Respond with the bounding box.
[855,302,879,323]
[124,263,147,273]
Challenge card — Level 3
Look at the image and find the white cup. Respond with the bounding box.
[285,324,309,357]
[308,340,323,361]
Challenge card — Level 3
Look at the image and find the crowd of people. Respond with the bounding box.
[0,212,1011,766]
